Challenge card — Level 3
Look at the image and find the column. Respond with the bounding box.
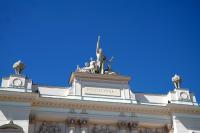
[129,122,138,133]
[29,115,36,133]
[67,119,76,133]
[79,119,88,133]
[118,121,128,133]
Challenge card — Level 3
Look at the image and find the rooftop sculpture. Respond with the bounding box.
[76,36,116,75]
[172,74,181,89]
[13,60,25,75]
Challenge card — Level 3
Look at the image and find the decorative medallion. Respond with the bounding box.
[180,92,189,100]
[12,78,22,87]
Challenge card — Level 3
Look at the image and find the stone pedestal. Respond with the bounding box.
[69,72,136,103]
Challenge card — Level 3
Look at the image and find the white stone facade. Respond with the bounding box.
[0,71,200,133]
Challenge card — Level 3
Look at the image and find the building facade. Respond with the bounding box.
[0,38,200,133]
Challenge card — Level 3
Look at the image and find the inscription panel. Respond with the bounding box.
[83,87,121,97]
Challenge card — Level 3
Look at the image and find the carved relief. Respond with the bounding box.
[128,121,138,129]
[67,118,76,127]
[35,120,170,133]
[78,119,88,127]
[37,122,61,133]
[118,121,128,130]
[179,92,189,101]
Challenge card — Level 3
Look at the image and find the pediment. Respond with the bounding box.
[0,121,23,132]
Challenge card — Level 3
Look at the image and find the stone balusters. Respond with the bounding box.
[78,119,88,133]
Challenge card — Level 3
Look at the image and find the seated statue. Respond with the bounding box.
[76,58,97,74]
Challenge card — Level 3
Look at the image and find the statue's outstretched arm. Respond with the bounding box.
[96,36,100,53]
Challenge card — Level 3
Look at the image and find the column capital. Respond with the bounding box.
[128,121,138,129]
[118,121,128,130]
[78,119,88,128]
[67,118,76,127]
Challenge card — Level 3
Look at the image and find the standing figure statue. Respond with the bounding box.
[172,74,181,89]
[96,36,106,74]
[76,36,116,75]
[107,56,114,72]
[104,56,115,75]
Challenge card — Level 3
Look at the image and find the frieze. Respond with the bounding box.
[31,99,200,115]
[37,122,61,133]
[0,91,200,115]
[34,120,171,133]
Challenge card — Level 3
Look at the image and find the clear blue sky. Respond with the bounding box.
[0,0,200,102]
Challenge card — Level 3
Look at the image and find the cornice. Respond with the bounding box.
[69,72,131,84]
[0,90,38,103]
[167,103,200,114]
[0,91,200,115]
[31,97,175,115]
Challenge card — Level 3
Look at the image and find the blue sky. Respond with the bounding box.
[0,0,200,102]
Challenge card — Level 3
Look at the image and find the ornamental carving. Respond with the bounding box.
[118,121,128,130]
[78,119,88,127]
[67,118,76,127]
[76,36,116,75]
[38,122,61,133]
[179,92,189,101]
[128,121,138,129]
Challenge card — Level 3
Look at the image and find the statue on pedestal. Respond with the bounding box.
[76,36,116,75]
[96,36,106,74]
[172,74,181,89]
[13,60,25,75]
